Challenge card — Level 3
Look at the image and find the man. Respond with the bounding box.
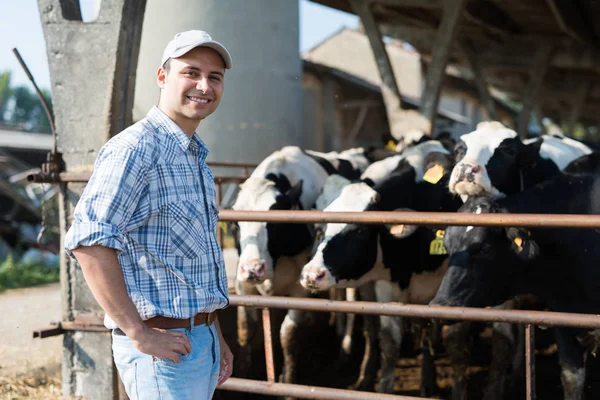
[65,30,234,400]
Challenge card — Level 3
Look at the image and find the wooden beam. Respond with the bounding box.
[534,105,547,135]
[420,0,468,127]
[349,0,407,139]
[567,83,590,135]
[517,45,554,138]
[546,0,597,46]
[461,39,496,120]
[368,0,441,8]
[345,97,371,148]
[338,100,382,109]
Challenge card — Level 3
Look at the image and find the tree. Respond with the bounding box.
[0,71,11,121]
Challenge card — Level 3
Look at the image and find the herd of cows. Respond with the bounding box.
[226,121,600,399]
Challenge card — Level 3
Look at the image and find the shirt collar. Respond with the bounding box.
[147,106,209,155]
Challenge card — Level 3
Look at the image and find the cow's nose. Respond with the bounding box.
[458,162,482,182]
[240,260,267,281]
[301,268,328,290]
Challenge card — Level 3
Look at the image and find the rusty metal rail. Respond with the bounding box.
[219,209,600,229]
[219,378,424,399]
[26,161,257,183]
[229,295,600,329]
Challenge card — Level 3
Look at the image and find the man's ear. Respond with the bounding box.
[157,66,167,89]
[506,227,539,260]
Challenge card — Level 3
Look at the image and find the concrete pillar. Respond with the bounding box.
[134,0,303,164]
[38,0,146,398]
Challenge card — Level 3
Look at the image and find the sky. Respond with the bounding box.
[0,0,358,90]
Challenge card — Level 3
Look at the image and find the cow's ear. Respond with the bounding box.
[387,208,418,238]
[518,138,543,166]
[506,227,539,260]
[286,180,303,203]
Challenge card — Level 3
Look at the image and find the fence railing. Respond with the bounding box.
[29,163,600,399]
[215,209,600,400]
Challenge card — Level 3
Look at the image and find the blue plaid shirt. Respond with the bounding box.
[65,106,229,328]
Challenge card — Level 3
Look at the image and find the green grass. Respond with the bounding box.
[0,255,59,292]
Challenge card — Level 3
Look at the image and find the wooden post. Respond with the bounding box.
[419,0,468,128]
[567,83,588,136]
[349,0,406,139]
[517,45,554,138]
[462,39,496,120]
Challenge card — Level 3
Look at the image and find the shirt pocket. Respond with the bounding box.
[166,200,207,258]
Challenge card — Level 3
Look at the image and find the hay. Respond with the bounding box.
[0,372,61,400]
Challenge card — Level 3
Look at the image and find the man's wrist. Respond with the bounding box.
[123,322,148,340]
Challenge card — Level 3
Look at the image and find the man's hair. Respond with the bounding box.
[162,59,171,73]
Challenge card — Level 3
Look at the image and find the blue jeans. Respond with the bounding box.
[112,323,220,400]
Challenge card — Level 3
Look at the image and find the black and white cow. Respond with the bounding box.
[449,121,591,199]
[431,172,600,400]
[300,145,460,394]
[231,145,370,384]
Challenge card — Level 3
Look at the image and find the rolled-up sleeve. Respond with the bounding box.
[64,145,148,258]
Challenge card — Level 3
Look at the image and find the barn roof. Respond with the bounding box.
[309,0,600,122]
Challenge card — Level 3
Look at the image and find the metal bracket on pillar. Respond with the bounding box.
[349,0,406,139]
[461,39,496,120]
[419,0,468,129]
[517,45,554,138]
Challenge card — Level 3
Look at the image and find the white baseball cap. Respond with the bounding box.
[161,30,232,69]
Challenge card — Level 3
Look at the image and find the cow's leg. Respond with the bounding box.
[279,284,309,389]
[351,282,380,391]
[420,320,441,397]
[555,327,586,400]
[375,281,402,393]
[482,322,515,400]
[341,288,356,356]
[279,307,304,386]
[235,282,260,379]
[445,321,475,400]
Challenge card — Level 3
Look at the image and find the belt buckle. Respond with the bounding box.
[207,312,215,326]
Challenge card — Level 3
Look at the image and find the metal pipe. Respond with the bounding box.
[526,324,536,400]
[27,171,247,184]
[218,210,600,229]
[215,180,223,247]
[230,295,600,329]
[218,378,426,399]
[262,308,276,383]
[12,48,56,153]
[207,161,257,168]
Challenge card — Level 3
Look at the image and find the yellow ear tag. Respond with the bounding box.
[218,221,228,233]
[513,237,523,251]
[385,140,397,151]
[423,164,445,184]
[390,224,405,236]
[430,230,447,255]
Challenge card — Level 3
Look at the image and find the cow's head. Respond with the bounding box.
[449,122,542,199]
[430,196,539,308]
[232,176,313,284]
[301,182,381,290]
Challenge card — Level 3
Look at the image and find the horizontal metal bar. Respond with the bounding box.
[27,171,247,184]
[218,378,426,399]
[207,161,257,168]
[229,295,600,329]
[219,209,600,229]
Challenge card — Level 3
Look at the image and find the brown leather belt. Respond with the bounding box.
[113,312,216,336]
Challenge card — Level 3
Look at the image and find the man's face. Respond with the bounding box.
[157,47,225,130]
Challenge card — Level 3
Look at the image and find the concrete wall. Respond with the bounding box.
[134,0,303,164]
